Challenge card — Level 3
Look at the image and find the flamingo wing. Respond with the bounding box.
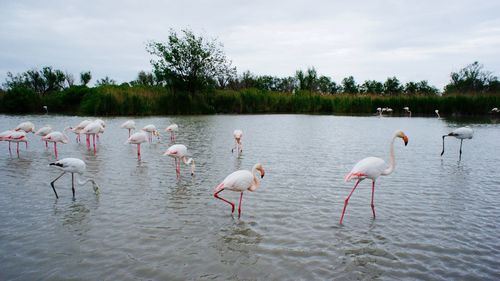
[220,170,253,192]
[345,157,387,181]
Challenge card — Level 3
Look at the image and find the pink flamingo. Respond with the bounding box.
[15,121,36,134]
[49,158,100,199]
[81,121,103,155]
[120,120,136,138]
[143,125,159,143]
[163,144,195,179]
[213,163,265,217]
[65,119,92,143]
[35,125,53,148]
[0,130,14,155]
[42,131,69,159]
[4,131,28,157]
[232,130,243,154]
[125,131,148,160]
[340,130,409,224]
[165,124,178,142]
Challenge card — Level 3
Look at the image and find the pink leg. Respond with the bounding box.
[137,144,141,160]
[238,192,244,217]
[340,179,361,224]
[86,135,90,149]
[214,188,235,213]
[16,142,19,157]
[93,134,96,155]
[45,141,48,148]
[176,160,180,178]
[371,180,376,219]
[54,142,58,159]
[25,141,28,149]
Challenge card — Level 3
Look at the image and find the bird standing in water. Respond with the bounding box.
[49,158,100,199]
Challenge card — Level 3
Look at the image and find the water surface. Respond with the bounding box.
[0,114,499,280]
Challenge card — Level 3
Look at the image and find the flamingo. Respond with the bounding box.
[143,125,159,143]
[66,119,92,143]
[42,131,69,159]
[441,127,473,161]
[125,131,148,160]
[232,130,243,154]
[35,125,53,148]
[0,130,14,155]
[213,163,265,217]
[403,107,411,117]
[376,107,382,117]
[43,105,48,114]
[15,121,36,134]
[491,107,499,113]
[4,131,28,157]
[435,110,440,118]
[163,144,195,179]
[49,158,100,199]
[120,120,136,138]
[340,130,409,224]
[165,124,178,142]
[81,121,103,155]
[94,119,106,142]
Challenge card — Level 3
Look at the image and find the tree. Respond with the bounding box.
[96,76,116,86]
[132,71,156,86]
[360,80,383,95]
[147,29,235,94]
[3,66,67,95]
[444,61,499,94]
[341,76,359,94]
[383,76,403,95]
[80,71,92,86]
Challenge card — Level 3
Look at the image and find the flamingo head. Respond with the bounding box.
[395,131,409,146]
[255,163,265,178]
[163,148,177,157]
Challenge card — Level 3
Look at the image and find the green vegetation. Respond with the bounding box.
[1,29,499,116]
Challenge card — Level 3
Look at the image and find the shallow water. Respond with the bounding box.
[0,114,499,280]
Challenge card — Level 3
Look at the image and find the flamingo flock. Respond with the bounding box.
[0,115,481,224]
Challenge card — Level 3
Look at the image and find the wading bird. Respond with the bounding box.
[403,107,411,117]
[125,131,148,160]
[81,121,103,155]
[4,131,28,157]
[42,131,69,159]
[163,144,195,179]
[120,120,136,138]
[232,130,243,154]
[213,163,265,218]
[143,124,159,143]
[435,110,440,118]
[35,125,53,148]
[65,119,92,143]
[165,124,178,142]
[340,131,409,224]
[49,158,100,199]
[441,127,473,161]
[15,121,36,134]
[376,107,382,117]
[43,105,48,114]
[0,130,14,155]
[491,107,499,113]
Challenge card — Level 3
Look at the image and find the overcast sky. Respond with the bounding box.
[1,0,499,89]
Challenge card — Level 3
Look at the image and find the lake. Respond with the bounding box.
[1,114,499,280]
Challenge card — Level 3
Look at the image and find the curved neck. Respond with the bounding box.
[382,136,397,176]
[76,176,100,194]
[183,157,195,175]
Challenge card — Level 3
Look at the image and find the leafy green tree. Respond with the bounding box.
[4,67,67,95]
[383,76,403,95]
[80,71,92,86]
[416,80,439,95]
[131,71,156,86]
[147,29,235,94]
[276,76,297,93]
[360,80,384,95]
[341,76,359,94]
[96,76,116,86]
[444,61,498,94]
[317,75,339,94]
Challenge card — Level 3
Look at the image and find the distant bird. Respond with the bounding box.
[35,125,53,148]
[386,108,393,114]
[435,110,440,118]
[213,163,265,217]
[165,124,178,142]
[120,120,136,138]
[403,107,411,117]
[163,144,195,179]
[49,158,100,199]
[340,130,409,224]
[4,131,28,157]
[42,131,69,159]
[125,131,148,160]
[376,107,382,117]
[441,127,473,161]
[15,121,36,134]
[65,119,92,143]
[491,107,499,113]
[43,105,48,114]
[142,125,159,143]
[81,121,103,155]
[232,130,243,154]
[0,130,14,155]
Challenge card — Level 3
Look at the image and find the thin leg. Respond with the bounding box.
[459,139,463,161]
[93,134,96,155]
[176,160,180,178]
[214,188,235,213]
[71,173,75,198]
[8,142,12,156]
[54,142,58,159]
[128,129,131,138]
[45,141,48,148]
[440,135,447,156]
[25,141,28,149]
[340,179,361,224]
[238,192,244,217]
[16,142,19,157]
[137,144,141,160]
[371,180,376,219]
[50,172,65,199]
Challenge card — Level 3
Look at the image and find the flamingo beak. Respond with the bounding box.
[403,135,409,146]
[260,169,265,178]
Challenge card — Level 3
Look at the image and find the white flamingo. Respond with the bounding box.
[35,125,53,148]
[213,163,265,217]
[4,131,28,157]
[125,131,148,160]
[15,121,36,134]
[403,107,411,117]
[142,125,159,143]
[49,158,100,199]
[441,127,473,160]
[340,130,409,224]
[0,130,14,155]
[232,130,243,154]
[435,110,440,118]
[42,131,69,159]
[165,124,178,142]
[163,144,195,179]
[81,121,103,155]
[120,120,136,138]
[65,119,92,143]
